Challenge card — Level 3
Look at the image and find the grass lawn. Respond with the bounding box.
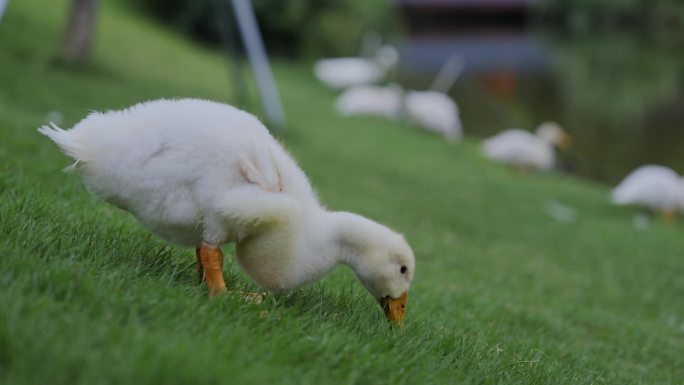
[1,1,682,384]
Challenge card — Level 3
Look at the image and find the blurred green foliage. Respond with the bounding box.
[549,31,684,181]
[537,0,684,29]
[552,33,681,125]
[124,0,397,57]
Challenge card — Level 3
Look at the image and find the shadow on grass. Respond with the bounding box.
[48,56,127,82]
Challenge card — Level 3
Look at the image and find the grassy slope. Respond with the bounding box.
[0,1,682,384]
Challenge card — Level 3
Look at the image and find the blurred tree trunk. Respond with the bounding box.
[61,0,100,62]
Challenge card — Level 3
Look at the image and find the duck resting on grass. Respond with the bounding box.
[335,85,463,140]
[482,122,572,173]
[611,165,684,222]
[39,99,415,325]
[313,45,399,90]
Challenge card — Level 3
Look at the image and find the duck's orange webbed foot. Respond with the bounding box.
[196,244,227,296]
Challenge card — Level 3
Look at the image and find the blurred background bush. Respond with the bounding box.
[121,0,684,59]
[124,0,398,57]
[538,0,684,29]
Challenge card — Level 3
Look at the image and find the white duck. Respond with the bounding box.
[314,45,398,90]
[402,54,464,139]
[611,165,684,221]
[39,99,415,324]
[335,85,462,140]
[404,90,462,140]
[335,84,403,120]
[482,122,572,172]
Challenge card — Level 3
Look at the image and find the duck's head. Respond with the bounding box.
[374,45,399,70]
[333,212,415,326]
[535,122,572,151]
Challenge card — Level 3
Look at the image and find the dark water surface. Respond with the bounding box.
[399,29,684,184]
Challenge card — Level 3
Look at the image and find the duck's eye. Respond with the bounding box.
[400,265,407,275]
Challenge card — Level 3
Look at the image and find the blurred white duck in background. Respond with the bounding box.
[314,45,399,90]
[611,165,684,221]
[39,99,415,325]
[335,85,462,140]
[403,90,462,140]
[335,55,465,140]
[482,122,572,172]
[336,84,403,120]
[402,55,465,140]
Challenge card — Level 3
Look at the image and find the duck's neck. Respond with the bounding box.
[292,210,374,286]
[239,208,378,292]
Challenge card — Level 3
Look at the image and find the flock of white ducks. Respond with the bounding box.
[316,45,683,222]
[315,47,463,140]
[335,85,463,140]
[481,122,683,221]
[40,99,414,325]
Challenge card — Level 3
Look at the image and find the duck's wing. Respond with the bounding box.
[238,144,282,193]
[201,144,291,238]
[612,166,680,207]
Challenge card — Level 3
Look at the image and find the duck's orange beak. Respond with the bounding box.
[379,292,408,327]
[557,132,573,151]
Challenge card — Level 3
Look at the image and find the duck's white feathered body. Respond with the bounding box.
[482,129,554,170]
[335,85,402,119]
[40,99,324,290]
[314,58,386,90]
[314,45,398,90]
[41,99,311,245]
[612,165,684,212]
[335,85,462,140]
[482,122,570,171]
[39,99,415,305]
[404,90,462,140]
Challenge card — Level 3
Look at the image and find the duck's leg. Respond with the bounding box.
[197,243,227,296]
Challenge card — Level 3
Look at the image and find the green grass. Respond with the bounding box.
[1,1,683,384]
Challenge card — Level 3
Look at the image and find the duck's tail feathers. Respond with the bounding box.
[38,123,84,172]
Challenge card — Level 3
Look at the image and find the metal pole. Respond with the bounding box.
[213,0,249,107]
[229,0,286,131]
[430,54,466,94]
[0,0,10,24]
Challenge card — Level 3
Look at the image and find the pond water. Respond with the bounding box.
[398,26,684,184]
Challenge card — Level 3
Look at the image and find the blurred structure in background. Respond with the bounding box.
[62,0,100,62]
[130,0,396,57]
[0,0,9,24]
[228,0,285,131]
[395,0,545,97]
